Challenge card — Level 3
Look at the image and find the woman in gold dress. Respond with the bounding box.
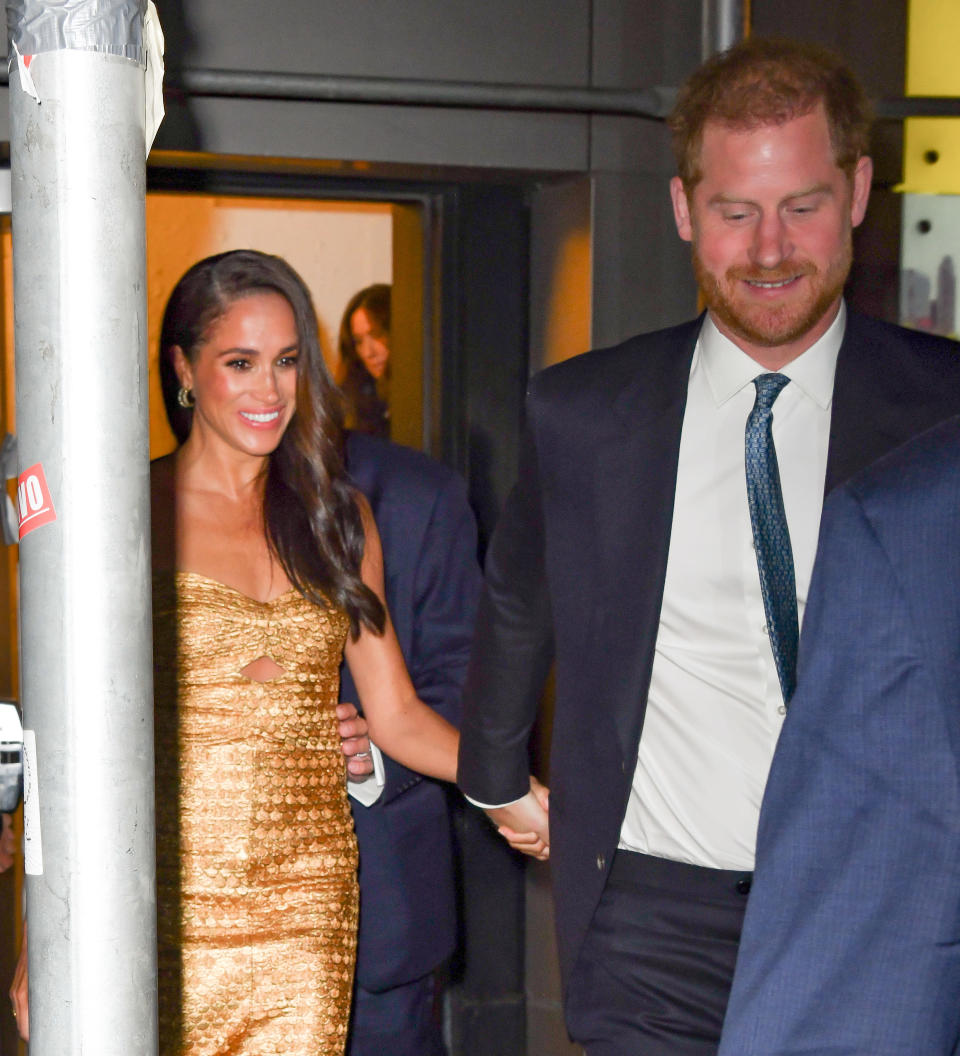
[151,250,459,1055]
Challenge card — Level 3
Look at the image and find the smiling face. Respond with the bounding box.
[349,307,390,380]
[670,104,872,369]
[173,290,300,460]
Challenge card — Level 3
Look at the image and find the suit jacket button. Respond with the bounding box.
[736,876,752,895]
[596,854,605,871]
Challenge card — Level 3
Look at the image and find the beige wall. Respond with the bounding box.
[146,194,392,456]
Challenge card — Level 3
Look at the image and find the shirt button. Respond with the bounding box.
[778,705,786,716]
[596,854,605,871]
[761,623,769,635]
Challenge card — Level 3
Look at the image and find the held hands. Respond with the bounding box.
[487,775,550,861]
[337,702,374,779]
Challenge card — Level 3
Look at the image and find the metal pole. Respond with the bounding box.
[165,68,678,119]
[7,1,156,1052]
[702,0,746,59]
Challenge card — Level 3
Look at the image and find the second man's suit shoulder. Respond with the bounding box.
[842,411,960,517]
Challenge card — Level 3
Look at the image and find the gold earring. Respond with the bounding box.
[177,386,195,409]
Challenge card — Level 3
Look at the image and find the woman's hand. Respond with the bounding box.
[487,776,550,861]
[10,920,28,1041]
[337,702,374,779]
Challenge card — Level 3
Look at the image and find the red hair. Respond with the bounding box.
[669,36,872,190]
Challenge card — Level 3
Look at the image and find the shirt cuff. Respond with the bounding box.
[464,792,526,810]
[347,742,386,807]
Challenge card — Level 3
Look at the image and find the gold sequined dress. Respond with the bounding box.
[153,571,358,1055]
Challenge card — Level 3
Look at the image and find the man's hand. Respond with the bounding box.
[10,920,27,1041]
[487,776,551,861]
[338,702,374,780]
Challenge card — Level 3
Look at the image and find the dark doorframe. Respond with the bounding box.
[147,157,536,1055]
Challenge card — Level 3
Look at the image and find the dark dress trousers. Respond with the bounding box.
[457,310,960,1007]
[341,433,482,1041]
[719,413,960,1055]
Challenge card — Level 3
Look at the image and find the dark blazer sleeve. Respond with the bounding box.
[719,465,960,1054]
[340,435,481,991]
[377,467,482,801]
[457,413,555,805]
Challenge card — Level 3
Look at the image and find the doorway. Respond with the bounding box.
[146,185,430,457]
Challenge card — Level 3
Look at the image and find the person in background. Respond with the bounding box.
[457,36,960,1056]
[341,430,482,1056]
[338,285,392,439]
[719,413,960,1055]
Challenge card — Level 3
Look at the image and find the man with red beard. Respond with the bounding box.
[457,36,960,1056]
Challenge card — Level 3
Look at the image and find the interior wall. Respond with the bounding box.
[389,203,426,451]
[528,178,592,374]
[150,0,593,171]
[145,194,392,455]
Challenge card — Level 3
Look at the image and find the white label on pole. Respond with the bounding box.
[11,45,41,106]
[22,730,43,876]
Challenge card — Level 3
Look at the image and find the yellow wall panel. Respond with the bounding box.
[906,0,960,96]
[902,118,960,194]
[903,0,960,193]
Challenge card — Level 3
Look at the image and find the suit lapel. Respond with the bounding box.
[593,321,699,761]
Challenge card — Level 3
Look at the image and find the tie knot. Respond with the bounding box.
[752,373,790,413]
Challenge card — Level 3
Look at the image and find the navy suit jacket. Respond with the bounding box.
[457,310,960,997]
[341,432,482,992]
[719,413,960,1055]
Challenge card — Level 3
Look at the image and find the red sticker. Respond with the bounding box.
[17,464,57,539]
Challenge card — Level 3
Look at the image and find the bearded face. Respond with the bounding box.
[670,105,872,368]
[691,232,853,351]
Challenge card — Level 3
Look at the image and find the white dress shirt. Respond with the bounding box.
[618,307,844,870]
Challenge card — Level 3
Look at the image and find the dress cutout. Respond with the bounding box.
[153,571,358,1055]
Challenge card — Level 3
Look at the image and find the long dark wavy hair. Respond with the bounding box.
[337,283,391,439]
[159,249,385,637]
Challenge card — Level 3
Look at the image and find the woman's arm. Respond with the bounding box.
[343,500,459,783]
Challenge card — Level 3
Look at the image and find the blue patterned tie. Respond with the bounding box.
[745,373,798,704]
